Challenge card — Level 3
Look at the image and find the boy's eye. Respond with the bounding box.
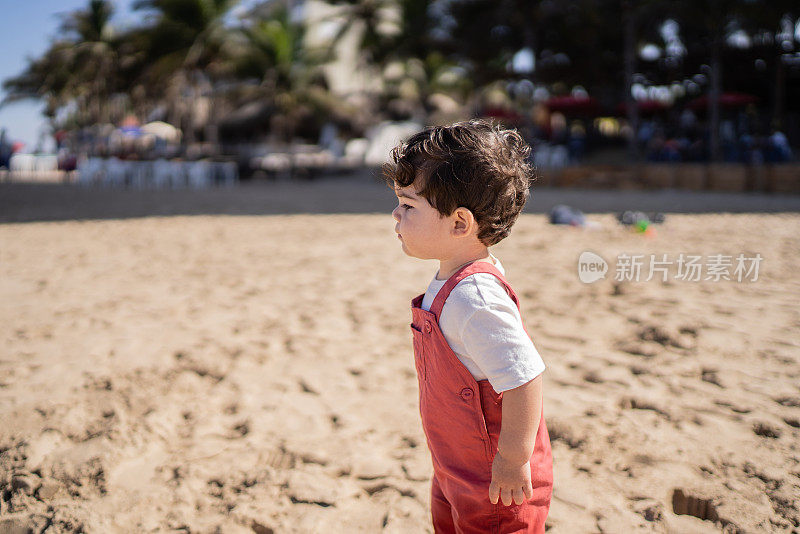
[400,203,412,210]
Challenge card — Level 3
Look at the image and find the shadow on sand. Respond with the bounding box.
[2,172,799,223]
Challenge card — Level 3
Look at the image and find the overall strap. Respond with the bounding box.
[429,261,519,321]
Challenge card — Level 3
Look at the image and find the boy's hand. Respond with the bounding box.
[489,451,533,506]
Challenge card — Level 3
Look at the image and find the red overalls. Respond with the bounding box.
[410,261,553,534]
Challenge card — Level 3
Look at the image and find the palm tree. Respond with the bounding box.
[324,0,471,119]
[63,0,118,121]
[231,5,319,96]
[325,0,399,67]
[669,0,774,161]
[132,0,240,148]
[2,0,121,129]
[618,0,672,160]
[1,43,74,121]
[735,1,797,131]
[223,2,336,142]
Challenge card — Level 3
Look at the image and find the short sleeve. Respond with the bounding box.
[459,286,546,393]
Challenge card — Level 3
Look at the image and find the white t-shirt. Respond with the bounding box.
[421,254,546,393]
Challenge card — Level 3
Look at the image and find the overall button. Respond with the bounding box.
[460,388,473,401]
[424,321,432,333]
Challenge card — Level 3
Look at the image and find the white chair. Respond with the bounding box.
[9,153,35,179]
[130,161,153,189]
[218,161,238,187]
[187,160,212,188]
[34,155,58,172]
[104,158,127,188]
[152,159,172,189]
[168,161,188,189]
[549,145,569,169]
[533,144,552,169]
[77,157,105,186]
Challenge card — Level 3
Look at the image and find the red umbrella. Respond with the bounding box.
[544,96,600,116]
[687,92,758,110]
[482,106,524,124]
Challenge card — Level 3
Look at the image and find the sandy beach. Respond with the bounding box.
[1,180,799,533]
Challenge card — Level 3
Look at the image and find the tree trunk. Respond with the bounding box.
[773,52,785,131]
[204,79,219,155]
[708,30,722,162]
[519,1,538,150]
[184,74,197,150]
[623,1,639,161]
[168,71,186,151]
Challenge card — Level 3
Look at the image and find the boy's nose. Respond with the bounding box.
[392,206,401,221]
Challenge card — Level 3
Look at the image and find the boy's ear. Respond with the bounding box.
[451,207,476,237]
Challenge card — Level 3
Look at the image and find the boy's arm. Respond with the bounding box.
[488,374,543,506]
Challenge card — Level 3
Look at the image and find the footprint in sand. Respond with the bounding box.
[773,395,800,408]
[172,351,227,383]
[618,397,671,421]
[546,420,586,450]
[582,371,604,384]
[637,324,696,350]
[700,368,725,388]
[285,466,362,507]
[713,400,751,414]
[297,378,319,395]
[225,420,250,439]
[752,421,782,439]
[616,339,660,358]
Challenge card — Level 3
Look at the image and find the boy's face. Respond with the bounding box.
[392,181,453,260]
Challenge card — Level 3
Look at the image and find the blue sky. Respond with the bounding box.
[0,1,142,150]
[0,0,264,151]
[0,1,146,150]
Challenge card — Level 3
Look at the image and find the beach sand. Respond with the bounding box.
[1,184,799,532]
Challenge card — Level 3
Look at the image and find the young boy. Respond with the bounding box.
[385,119,553,533]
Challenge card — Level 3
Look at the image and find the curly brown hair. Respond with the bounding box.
[383,119,535,246]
